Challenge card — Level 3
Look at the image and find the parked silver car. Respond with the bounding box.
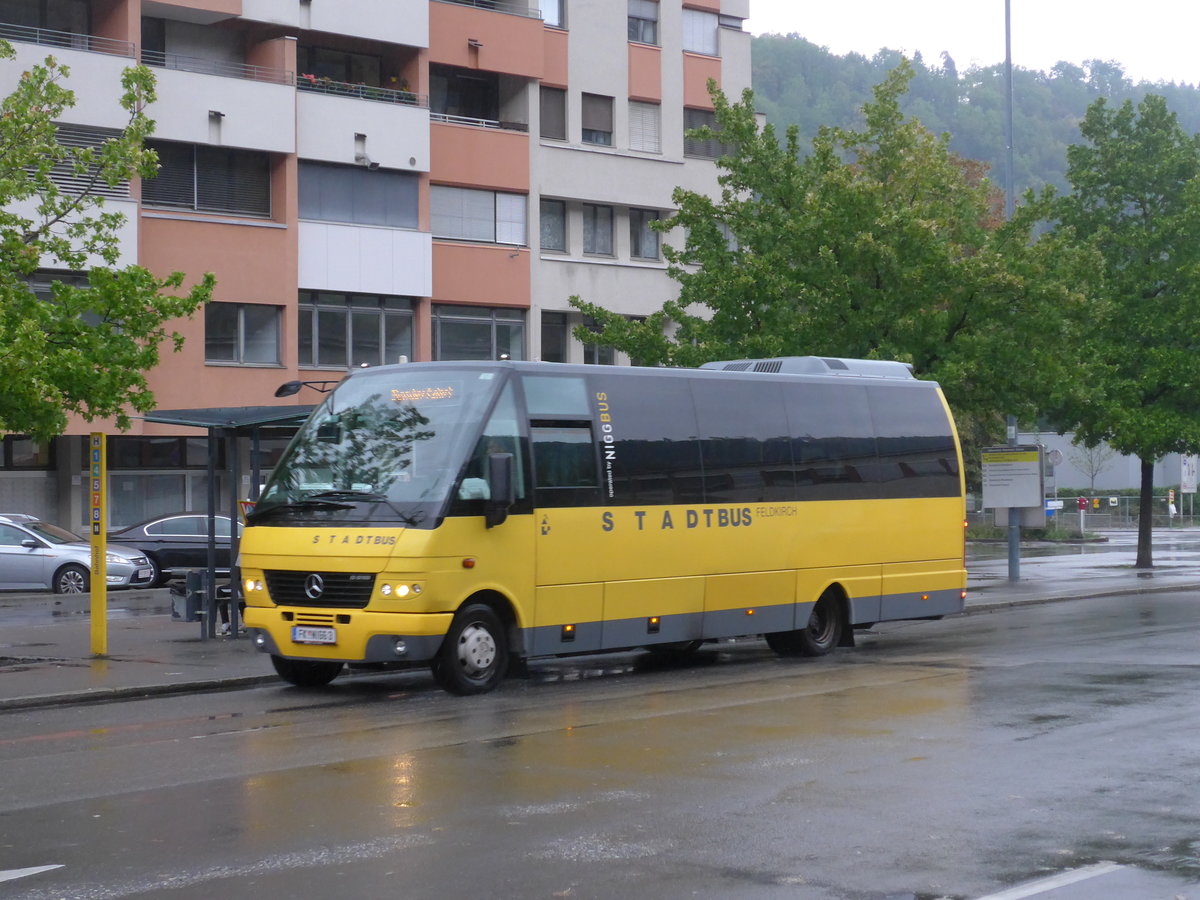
[0,515,156,593]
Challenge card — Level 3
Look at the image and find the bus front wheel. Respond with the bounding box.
[432,603,509,695]
[271,655,343,687]
[766,592,842,657]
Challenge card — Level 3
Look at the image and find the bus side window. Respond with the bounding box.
[531,421,601,507]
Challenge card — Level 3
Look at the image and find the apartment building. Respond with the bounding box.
[0,0,751,528]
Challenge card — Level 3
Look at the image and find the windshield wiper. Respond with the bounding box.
[307,490,388,502]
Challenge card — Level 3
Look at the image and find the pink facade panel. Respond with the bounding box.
[431,122,529,192]
[429,3,544,78]
[433,243,530,308]
[628,43,662,103]
[683,53,722,109]
[542,27,568,88]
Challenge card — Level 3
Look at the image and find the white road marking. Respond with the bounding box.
[975,862,1124,899]
[0,865,64,884]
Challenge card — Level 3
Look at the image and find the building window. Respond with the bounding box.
[582,204,613,255]
[432,186,527,245]
[0,436,53,470]
[540,199,566,252]
[49,125,130,199]
[628,0,658,44]
[583,318,615,365]
[0,0,88,32]
[630,208,660,260]
[430,65,499,123]
[682,9,719,55]
[540,311,568,363]
[629,100,661,153]
[205,303,281,365]
[581,93,613,146]
[299,46,382,86]
[298,292,414,369]
[684,107,731,159]
[433,305,525,361]
[540,86,567,141]
[298,162,418,228]
[540,0,564,28]
[144,141,272,217]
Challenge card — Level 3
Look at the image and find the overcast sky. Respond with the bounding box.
[745,0,1200,86]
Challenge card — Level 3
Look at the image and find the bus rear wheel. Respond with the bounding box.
[432,603,509,695]
[271,655,343,687]
[766,592,842,657]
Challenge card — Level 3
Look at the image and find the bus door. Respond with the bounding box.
[522,375,606,655]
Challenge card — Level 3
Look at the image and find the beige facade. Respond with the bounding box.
[0,0,751,527]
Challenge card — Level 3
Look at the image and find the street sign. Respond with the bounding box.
[982,445,1043,509]
[1183,456,1198,494]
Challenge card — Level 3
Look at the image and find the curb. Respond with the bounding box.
[0,673,279,712]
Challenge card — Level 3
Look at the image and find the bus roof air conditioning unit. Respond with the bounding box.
[700,356,915,379]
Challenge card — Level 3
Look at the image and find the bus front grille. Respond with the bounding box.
[265,570,375,608]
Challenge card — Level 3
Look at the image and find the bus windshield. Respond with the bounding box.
[251,368,502,527]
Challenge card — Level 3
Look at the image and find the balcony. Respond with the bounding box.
[149,66,296,153]
[0,22,133,57]
[297,89,430,171]
[241,0,428,48]
[429,113,527,131]
[434,0,542,19]
[0,34,134,130]
[141,50,293,86]
[297,75,426,108]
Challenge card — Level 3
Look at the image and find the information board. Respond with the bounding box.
[981,445,1043,509]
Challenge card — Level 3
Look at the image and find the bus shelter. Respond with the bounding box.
[140,405,314,638]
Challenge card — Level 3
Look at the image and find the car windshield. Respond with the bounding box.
[25,522,84,544]
[251,366,501,527]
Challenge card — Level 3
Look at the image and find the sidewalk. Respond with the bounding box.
[2,545,1199,711]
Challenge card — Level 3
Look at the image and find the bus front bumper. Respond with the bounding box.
[244,608,453,665]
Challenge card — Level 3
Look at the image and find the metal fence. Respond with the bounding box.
[0,23,134,57]
[970,493,1200,530]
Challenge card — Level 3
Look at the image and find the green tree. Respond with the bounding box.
[571,64,1094,429]
[0,41,213,442]
[1050,94,1200,567]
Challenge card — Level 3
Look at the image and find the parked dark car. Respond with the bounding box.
[107,513,241,586]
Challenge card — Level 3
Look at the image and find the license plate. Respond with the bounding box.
[136,567,153,580]
[292,626,337,645]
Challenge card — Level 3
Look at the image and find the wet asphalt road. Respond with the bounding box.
[3,586,1200,900]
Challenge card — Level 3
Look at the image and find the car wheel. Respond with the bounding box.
[54,564,90,594]
[144,555,163,587]
[430,603,508,695]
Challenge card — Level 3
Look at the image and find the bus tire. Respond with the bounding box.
[432,603,508,695]
[271,655,343,687]
[766,591,842,657]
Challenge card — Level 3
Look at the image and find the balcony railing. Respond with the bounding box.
[141,50,293,85]
[433,0,542,19]
[298,75,428,107]
[0,22,134,57]
[430,112,529,132]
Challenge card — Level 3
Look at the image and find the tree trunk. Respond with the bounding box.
[1136,458,1154,569]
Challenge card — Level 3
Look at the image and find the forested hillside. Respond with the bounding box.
[752,34,1200,195]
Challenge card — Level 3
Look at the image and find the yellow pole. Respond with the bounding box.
[89,432,107,657]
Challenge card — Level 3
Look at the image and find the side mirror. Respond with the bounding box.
[485,452,515,528]
[21,538,39,549]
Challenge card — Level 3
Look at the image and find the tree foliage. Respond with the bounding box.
[1048,94,1200,566]
[571,64,1094,429]
[0,41,213,442]
[750,33,1200,199]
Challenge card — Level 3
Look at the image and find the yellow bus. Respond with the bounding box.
[241,357,966,694]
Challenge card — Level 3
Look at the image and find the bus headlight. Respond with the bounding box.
[381,582,422,598]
